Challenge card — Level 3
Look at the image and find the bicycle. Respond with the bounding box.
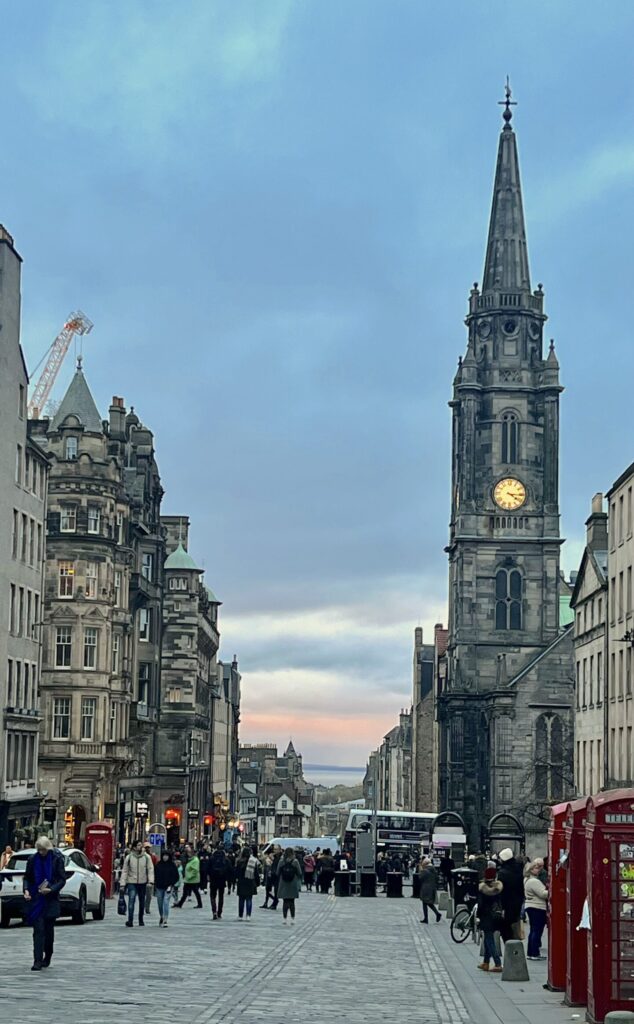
[450,894,480,944]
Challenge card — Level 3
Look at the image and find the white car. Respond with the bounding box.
[0,846,106,927]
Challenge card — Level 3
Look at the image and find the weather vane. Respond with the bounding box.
[498,76,517,125]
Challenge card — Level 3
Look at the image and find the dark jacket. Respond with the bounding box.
[154,858,179,890]
[236,859,261,898]
[276,857,303,899]
[207,849,228,884]
[477,879,504,931]
[418,865,438,903]
[497,859,524,923]
[23,849,67,920]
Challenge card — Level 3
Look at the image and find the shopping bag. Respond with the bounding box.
[117,892,127,916]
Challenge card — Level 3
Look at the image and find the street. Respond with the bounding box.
[0,889,577,1024]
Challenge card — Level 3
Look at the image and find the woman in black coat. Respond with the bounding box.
[23,837,67,970]
[418,858,441,923]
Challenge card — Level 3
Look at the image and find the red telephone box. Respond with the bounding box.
[84,821,115,898]
[547,801,569,992]
[586,789,634,1024]
[564,796,589,1007]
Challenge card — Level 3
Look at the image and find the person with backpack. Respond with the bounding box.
[303,851,316,891]
[277,847,303,925]
[208,846,228,920]
[267,845,283,910]
[477,864,504,972]
[235,846,260,920]
[317,849,335,894]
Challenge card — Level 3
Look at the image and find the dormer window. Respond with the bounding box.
[169,577,187,591]
[65,437,78,461]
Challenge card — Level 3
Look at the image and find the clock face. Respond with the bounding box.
[493,477,526,510]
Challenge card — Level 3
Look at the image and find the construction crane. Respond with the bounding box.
[28,311,94,418]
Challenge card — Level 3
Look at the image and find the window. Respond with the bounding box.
[501,412,519,464]
[575,661,580,709]
[15,444,23,484]
[7,659,13,705]
[138,663,151,704]
[281,799,288,809]
[28,519,35,565]
[58,561,75,598]
[83,628,98,669]
[583,659,588,706]
[116,512,124,545]
[53,697,71,739]
[60,506,76,532]
[11,510,18,558]
[169,577,187,591]
[620,650,624,697]
[168,687,181,702]
[114,570,121,607]
[620,572,625,620]
[86,561,98,599]
[9,584,16,634]
[138,608,150,642]
[36,523,42,565]
[18,588,24,636]
[620,495,625,544]
[611,578,616,624]
[141,552,154,581]
[628,649,632,697]
[535,712,564,802]
[589,655,594,705]
[55,627,72,668]
[15,662,22,706]
[18,383,25,419]
[87,506,100,534]
[65,437,78,460]
[80,697,97,740]
[597,651,603,704]
[109,701,118,742]
[495,566,522,630]
[20,513,27,561]
[629,568,632,614]
[112,633,120,674]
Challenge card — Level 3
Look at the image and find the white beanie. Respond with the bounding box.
[499,847,514,862]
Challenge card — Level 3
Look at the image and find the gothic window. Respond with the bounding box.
[495,567,522,630]
[501,412,519,464]
[496,716,512,765]
[535,713,564,802]
[450,716,463,762]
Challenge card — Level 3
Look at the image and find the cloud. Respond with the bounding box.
[534,141,634,224]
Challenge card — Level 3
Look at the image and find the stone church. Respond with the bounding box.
[436,93,575,852]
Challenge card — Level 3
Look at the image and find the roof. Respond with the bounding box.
[508,624,573,691]
[164,542,201,572]
[205,584,219,603]
[559,595,574,627]
[482,101,530,295]
[50,368,103,434]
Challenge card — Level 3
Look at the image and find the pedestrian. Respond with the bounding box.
[199,843,211,893]
[144,842,158,915]
[171,856,184,906]
[175,844,203,908]
[154,850,179,928]
[317,849,335,894]
[303,851,316,891]
[120,839,155,927]
[208,846,228,920]
[225,849,236,895]
[418,857,442,923]
[524,859,548,960]
[268,845,283,909]
[235,847,260,920]
[0,844,14,871]
[497,848,524,942]
[23,836,67,971]
[477,864,504,972]
[277,847,303,925]
[439,850,455,894]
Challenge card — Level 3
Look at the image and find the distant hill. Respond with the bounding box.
[313,782,364,805]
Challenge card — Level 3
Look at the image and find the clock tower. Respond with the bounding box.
[438,89,574,850]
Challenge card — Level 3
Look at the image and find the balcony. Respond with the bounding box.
[4,707,41,724]
[130,571,160,609]
[71,742,106,757]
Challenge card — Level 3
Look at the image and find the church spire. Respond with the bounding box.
[482,81,531,296]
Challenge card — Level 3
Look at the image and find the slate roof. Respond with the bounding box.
[50,369,103,433]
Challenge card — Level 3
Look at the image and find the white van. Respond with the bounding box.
[261,836,338,856]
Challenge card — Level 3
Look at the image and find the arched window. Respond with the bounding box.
[535,713,564,801]
[501,412,519,464]
[495,567,522,630]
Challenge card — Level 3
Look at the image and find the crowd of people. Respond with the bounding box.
[114,840,349,930]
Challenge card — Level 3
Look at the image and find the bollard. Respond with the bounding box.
[501,940,530,982]
[438,891,449,912]
[445,897,454,919]
[605,1013,634,1022]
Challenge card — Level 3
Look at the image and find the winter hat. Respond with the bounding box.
[484,866,497,880]
[499,848,514,862]
[487,860,497,869]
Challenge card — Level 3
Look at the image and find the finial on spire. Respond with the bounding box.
[498,76,517,128]
[76,354,83,371]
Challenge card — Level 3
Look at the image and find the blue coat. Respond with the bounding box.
[23,849,67,920]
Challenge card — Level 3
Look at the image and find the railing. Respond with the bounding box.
[71,742,106,757]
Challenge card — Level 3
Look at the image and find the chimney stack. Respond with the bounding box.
[109,396,126,439]
[586,492,608,551]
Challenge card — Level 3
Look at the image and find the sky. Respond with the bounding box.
[3,1,634,767]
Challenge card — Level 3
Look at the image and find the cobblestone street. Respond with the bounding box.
[0,890,579,1024]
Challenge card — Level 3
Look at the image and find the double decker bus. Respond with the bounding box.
[341,809,437,858]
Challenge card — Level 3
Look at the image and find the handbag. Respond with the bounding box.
[117,891,127,916]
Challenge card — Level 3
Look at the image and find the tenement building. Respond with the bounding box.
[31,371,164,844]
[570,494,608,795]
[0,226,49,847]
[437,93,575,852]
[410,624,447,812]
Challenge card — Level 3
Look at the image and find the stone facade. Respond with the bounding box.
[410,625,447,812]
[605,466,634,785]
[371,710,412,811]
[570,494,608,795]
[0,226,49,847]
[437,100,575,852]
[238,741,316,844]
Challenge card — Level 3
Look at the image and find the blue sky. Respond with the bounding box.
[3,1,634,764]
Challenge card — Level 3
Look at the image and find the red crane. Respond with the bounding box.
[28,311,94,418]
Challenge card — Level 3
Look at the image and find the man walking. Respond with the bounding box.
[120,839,155,927]
[175,844,203,909]
[497,848,524,942]
[207,846,228,920]
[23,836,67,971]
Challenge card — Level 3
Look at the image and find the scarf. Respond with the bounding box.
[27,851,54,924]
[245,855,258,880]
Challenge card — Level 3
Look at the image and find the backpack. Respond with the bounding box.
[210,850,226,874]
[281,860,296,882]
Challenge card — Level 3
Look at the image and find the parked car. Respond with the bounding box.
[0,846,106,927]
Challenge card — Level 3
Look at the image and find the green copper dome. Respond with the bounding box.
[164,542,200,572]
